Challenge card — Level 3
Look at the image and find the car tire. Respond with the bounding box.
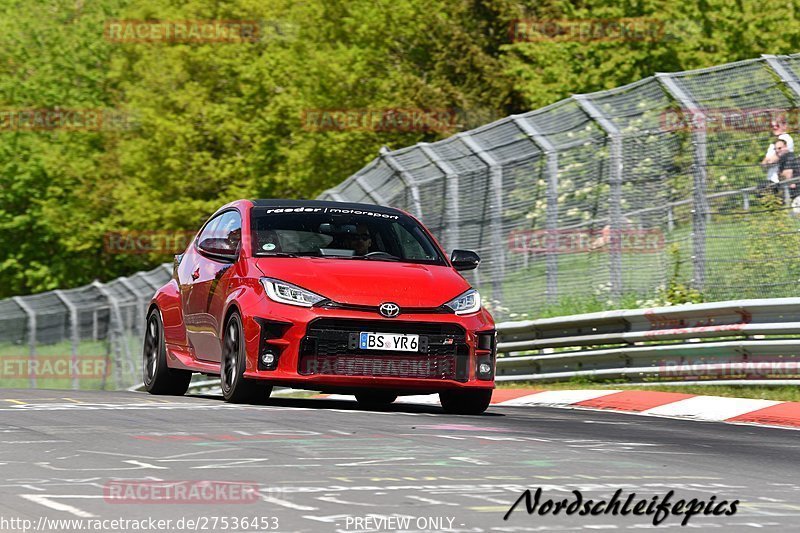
[143,308,192,395]
[354,391,397,408]
[439,389,492,415]
[220,312,272,404]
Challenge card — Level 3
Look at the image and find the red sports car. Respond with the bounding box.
[144,199,496,414]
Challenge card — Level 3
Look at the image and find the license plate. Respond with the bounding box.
[359,332,420,352]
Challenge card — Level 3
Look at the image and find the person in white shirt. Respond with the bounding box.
[761,116,794,184]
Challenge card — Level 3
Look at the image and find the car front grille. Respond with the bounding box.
[299,318,469,381]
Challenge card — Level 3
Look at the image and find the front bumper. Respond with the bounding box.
[241,301,496,393]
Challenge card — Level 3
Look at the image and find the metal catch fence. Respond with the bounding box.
[0,264,172,390]
[319,53,800,321]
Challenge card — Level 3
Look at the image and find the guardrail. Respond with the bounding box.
[495,298,800,383]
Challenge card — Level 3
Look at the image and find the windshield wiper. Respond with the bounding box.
[361,252,400,261]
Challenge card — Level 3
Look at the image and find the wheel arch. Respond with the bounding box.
[222,300,242,330]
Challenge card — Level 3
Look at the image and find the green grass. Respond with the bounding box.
[0,337,140,390]
[486,211,800,320]
[496,381,800,402]
[0,340,108,357]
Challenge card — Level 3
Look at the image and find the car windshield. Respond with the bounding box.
[250,206,446,265]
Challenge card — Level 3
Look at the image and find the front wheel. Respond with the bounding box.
[439,389,492,415]
[142,308,192,395]
[220,312,272,404]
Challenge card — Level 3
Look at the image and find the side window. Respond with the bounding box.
[197,214,224,244]
[197,211,242,253]
[217,211,242,251]
[392,224,430,260]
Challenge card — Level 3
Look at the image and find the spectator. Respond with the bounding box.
[761,116,794,185]
[590,217,633,251]
[776,139,800,198]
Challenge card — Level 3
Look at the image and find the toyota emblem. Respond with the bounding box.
[379,302,400,318]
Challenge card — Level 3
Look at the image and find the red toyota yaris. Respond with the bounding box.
[144,199,496,414]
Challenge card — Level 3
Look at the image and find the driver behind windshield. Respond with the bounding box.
[341,223,372,255]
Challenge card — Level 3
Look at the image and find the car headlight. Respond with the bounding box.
[444,289,481,315]
[260,278,326,307]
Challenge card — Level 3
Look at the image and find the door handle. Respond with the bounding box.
[191,268,200,280]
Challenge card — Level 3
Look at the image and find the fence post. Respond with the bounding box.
[93,281,131,389]
[118,276,148,373]
[326,189,347,202]
[379,147,424,218]
[657,73,708,291]
[53,290,79,390]
[92,309,99,341]
[418,143,460,252]
[11,297,37,387]
[574,95,624,302]
[118,277,146,340]
[512,116,560,305]
[354,173,389,206]
[460,133,505,306]
[762,55,800,100]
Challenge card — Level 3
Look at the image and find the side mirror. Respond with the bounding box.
[450,249,480,271]
[197,238,238,261]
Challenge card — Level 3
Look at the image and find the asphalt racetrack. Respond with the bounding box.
[0,389,798,532]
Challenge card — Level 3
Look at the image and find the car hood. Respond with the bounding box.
[253,257,470,307]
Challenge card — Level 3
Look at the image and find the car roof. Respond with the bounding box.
[250,199,405,215]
